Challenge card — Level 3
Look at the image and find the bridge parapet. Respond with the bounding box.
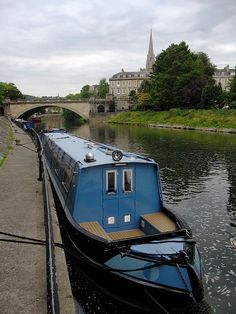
[3,96,116,119]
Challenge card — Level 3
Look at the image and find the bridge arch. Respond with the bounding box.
[6,100,91,121]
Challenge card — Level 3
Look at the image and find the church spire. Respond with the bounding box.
[146,29,155,75]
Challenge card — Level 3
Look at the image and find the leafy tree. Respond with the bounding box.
[0,82,24,104]
[65,93,81,100]
[80,85,91,99]
[138,79,152,93]
[227,76,236,107]
[194,52,216,77]
[201,80,223,108]
[97,78,109,98]
[62,109,85,124]
[137,92,153,110]
[229,76,236,100]
[182,77,207,108]
[150,42,215,109]
[128,90,138,103]
[0,94,3,106]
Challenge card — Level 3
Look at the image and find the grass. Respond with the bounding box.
[0,144,13,167]
[0,118,14,167]
[108,109,236,129]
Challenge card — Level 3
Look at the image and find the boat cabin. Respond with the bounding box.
[41,130,177,241]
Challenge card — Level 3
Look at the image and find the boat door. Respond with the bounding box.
[103,166,135,229]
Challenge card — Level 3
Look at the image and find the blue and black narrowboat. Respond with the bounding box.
[40,129,210,313]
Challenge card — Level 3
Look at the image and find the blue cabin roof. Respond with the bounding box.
[43,132,157,168]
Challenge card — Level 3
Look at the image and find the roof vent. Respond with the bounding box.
[84,152,96,162]
[112,150,123,161]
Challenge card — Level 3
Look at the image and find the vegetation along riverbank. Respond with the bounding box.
[0,117,14,166]
[108,109,236,133]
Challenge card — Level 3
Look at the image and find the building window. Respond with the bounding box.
[117,88,120,94]
[123,169,133,193]
[106,170,117,194]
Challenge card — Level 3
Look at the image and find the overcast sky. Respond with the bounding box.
[0,0,235,97]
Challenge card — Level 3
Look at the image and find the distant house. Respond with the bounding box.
[213,65,236,91]
[109,69,149,97]
[109,30,156,110]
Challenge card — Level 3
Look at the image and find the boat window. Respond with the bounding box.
[108,216,115,224]
[54,152,61,176]
[124,214,131,223]
[106,170,117,194]
[62,164,73,192]
[123,169,133,193]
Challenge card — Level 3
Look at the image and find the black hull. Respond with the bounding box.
[54,197,203,313]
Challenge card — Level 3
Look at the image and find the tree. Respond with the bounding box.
[0,82,24,104]
[229,76,236,93]
[194,52,216,77]
[65,93,81,100]
[137,92,153,110]
[138,79,152,93]
[80,85,91,99]
[0,94,3,106]
[201,80,223,108]
[228,76,236,107]
[128,90,138,103]
[62,109,85,124]
[150,42,215,109]
[97,78,109,98]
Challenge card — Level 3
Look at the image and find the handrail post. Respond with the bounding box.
[38,152,43,181]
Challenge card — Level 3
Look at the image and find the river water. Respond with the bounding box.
[36,115,236,314]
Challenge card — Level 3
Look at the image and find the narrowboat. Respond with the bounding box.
[40,129,210,313]
[30,114,41,123]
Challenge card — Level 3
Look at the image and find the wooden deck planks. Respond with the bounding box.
[79,221,145,241]
[79,214,175,241]
[79,221,111,240]
[109,229,145,240]
[142,212,177,232]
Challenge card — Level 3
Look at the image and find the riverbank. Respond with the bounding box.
[108,109,236,133]
[0,117,14,166]
[0,120,76,313]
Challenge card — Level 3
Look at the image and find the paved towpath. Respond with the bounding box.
[0,121,47,314]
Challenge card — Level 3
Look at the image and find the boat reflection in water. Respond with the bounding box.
[40,128,212,313]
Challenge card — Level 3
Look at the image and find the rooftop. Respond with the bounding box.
[44,131,156,168]
[111,69,148,79]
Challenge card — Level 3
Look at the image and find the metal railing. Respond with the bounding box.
[32,129,60,314]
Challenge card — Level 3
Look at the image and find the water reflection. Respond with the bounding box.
[37,115,236,313]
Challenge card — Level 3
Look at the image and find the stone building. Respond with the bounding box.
[213,65,236,91]
[109,30,155,110]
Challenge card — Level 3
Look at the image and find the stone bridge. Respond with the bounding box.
[3,98,114,120]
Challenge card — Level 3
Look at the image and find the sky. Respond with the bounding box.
[0,0,235,97]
